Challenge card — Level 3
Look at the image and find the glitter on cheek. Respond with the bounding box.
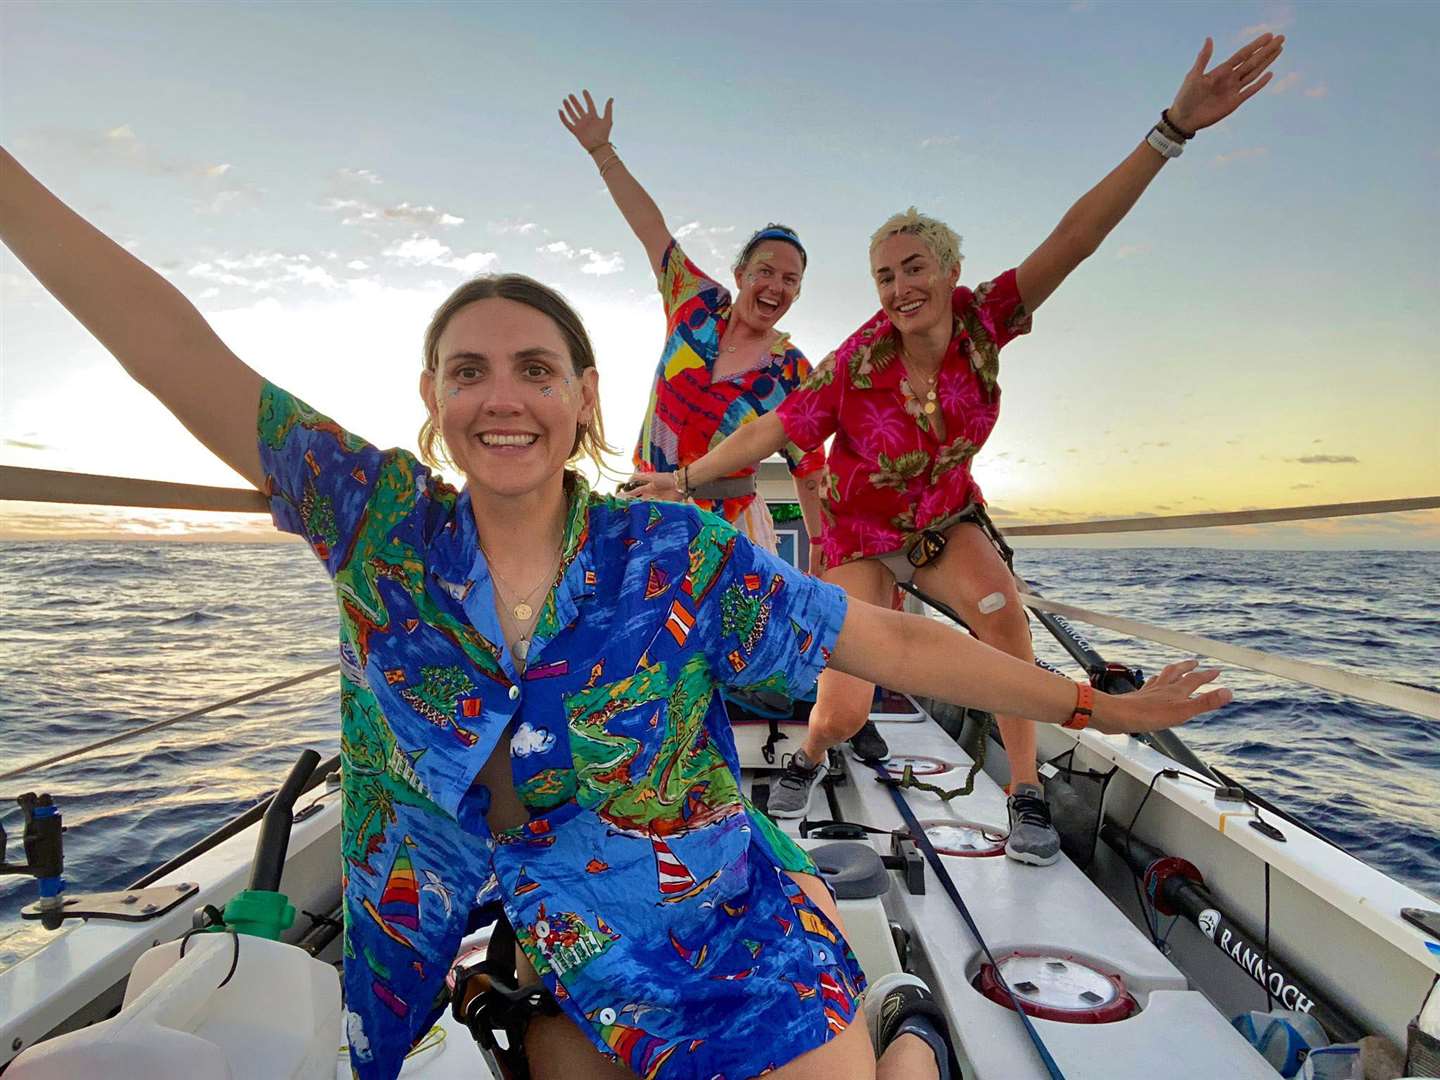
[447,386,461,398]
[540,386,553,397]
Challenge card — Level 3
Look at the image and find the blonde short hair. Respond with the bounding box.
[868,207,963,272]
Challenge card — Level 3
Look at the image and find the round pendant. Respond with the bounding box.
[514,638,530,661]
[926,388,937,400]
[924,402,937,415]
[513,602,533,622]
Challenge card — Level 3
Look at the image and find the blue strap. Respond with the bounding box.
[873,763,1067,1080]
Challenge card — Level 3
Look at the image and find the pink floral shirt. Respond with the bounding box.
[776,269,1031,569]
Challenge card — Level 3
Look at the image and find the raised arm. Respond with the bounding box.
[559,90,672,277]
[622,411,791,500]
[832,598,1230,735]
[1015,32,1284,313]
[0,148,264,486]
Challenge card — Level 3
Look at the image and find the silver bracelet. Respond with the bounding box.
[1146,126,1184,160]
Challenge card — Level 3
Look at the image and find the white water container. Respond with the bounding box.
[8,932,340,1080]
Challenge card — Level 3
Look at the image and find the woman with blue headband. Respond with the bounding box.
[559,91,827,559]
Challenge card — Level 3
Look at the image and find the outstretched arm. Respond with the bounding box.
[559,90,672,277]
[833,598,1230,734]
[622,411,791,500]
[1016,32,1284,313]
[0,148,264,486]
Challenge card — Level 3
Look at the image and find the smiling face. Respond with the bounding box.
[420,297,598,499]
[731,240,804,333]
[870,232,960,339]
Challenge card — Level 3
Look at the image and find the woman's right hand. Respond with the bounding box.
[559,90,614,153]
[618,472,683,502]
[1092,660,1232,734]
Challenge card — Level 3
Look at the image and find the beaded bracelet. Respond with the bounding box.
[1160,109,1195,141]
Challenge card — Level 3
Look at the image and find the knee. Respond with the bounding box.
[971,592,1031,652]
[811,697,870,741]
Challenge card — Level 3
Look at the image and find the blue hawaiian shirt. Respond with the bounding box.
[257,383,863,1080]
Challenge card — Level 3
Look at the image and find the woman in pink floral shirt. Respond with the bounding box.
[631,32,1284,855]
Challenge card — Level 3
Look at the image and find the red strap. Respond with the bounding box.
[1063,681,1094,730]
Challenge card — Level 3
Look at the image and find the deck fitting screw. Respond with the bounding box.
[142,904,157,913]
[11,1037,22,1051]
[122,894,138,905]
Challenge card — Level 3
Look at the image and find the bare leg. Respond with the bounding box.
[525,872,876,1080]
[877,1034,941,1080]
[912,524,1038,787]
[799,558,896,763]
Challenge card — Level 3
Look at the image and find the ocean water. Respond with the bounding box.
[0,541,1435,972]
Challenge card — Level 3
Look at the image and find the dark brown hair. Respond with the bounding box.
[419,274,614,472]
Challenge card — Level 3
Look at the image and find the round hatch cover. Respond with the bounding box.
[975,952,1137,1023]
[880,754,954,777]
[914,819,1007,857]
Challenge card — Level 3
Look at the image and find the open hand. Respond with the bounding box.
[1094,660,1232,734]
[1168,33,1285,133]
[617,472,684,502]
[559,90,614,153]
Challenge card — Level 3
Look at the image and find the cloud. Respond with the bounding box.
[382,234,498,275]
[187,251,343,292]
[338,167,382,185]
[27,125,256,210]
[536,240,624,276]
[1291,483,1316,489]
[1267,71,1302,95]
[4,438,48,451]
[1116,243,1151,260]
[322,196,463,228]
[919,135,963,149]
[1293,454,1359,464]
[1304,83,1328,99]
[1213,147,1269,167]
[1069,0,1092,10]
[347,259,369,271]
[490,219,540,236]
[511,722,555,758]
[1240,3,1294,38]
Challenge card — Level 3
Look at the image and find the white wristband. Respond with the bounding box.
[1146,126,1184,160]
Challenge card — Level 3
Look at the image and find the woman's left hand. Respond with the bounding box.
[1168,32,1285,134]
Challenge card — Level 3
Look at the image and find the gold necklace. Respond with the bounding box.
[905,362,941,415]
[480,543,560,632]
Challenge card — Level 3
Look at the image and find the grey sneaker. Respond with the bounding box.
[768,748,825,819]
[848,719,890,764]
[1005,782,1061,866]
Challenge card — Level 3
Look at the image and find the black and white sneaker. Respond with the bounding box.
[864,972,961,1078]
[1005,782,1061,866]
[848,719,891,764]
[767,748,825,819]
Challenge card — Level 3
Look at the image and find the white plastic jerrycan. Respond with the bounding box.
[9,931,340,1080]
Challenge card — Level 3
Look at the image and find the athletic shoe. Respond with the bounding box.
[864,971,961,1078]
[848,719,890,764]
[767,748,825,819]
[1005,782,1061,866]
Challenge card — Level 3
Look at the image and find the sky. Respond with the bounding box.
[1,0,1437,547]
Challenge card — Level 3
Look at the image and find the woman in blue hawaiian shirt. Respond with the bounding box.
[0,145,1231,1080]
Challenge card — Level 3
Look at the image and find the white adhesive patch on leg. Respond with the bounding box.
[978,591,1007,615]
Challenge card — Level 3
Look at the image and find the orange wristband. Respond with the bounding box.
[1063,681,1094,730]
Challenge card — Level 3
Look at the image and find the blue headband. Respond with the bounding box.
[749,227,806,258]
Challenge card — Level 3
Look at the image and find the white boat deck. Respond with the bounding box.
[734,700,1276,1080]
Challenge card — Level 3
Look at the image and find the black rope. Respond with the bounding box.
[178,924,242,989]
